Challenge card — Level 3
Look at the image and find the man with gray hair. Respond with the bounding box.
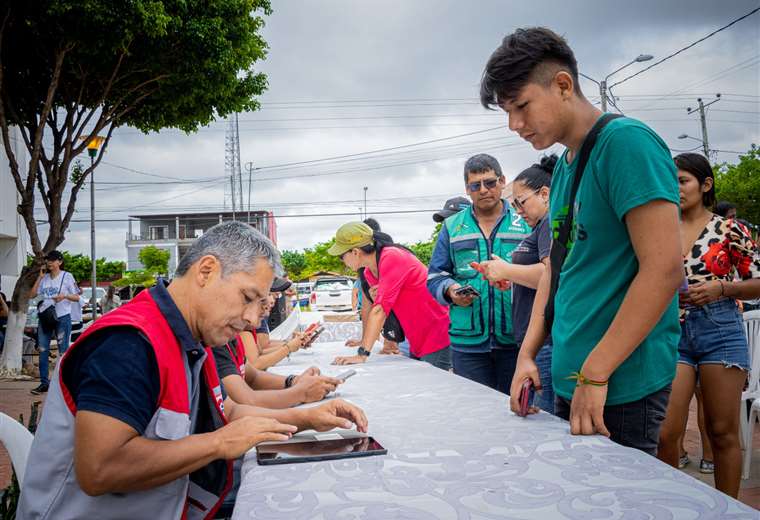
[427,154,531,393]
[19,221,368,520]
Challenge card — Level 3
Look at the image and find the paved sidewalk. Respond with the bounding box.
[2,381,759,510]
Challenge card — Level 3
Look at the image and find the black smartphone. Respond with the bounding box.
[455,285,480,298]
[257,436,386,465]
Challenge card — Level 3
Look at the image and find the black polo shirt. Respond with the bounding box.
[63,282,220,435]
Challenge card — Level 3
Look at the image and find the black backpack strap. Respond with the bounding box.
[358,268,373,304]
[544,114,623,333]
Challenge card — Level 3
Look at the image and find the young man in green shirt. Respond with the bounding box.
[480,27,683,455]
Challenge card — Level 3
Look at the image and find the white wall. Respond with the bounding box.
[0,127,28,297]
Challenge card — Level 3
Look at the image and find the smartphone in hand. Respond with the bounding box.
[303,326,325,348]
[454,285,480,298]
[517,379,534,417]
[335,369,356,382]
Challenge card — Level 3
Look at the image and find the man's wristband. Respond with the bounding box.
[284,374,296,388]
[566,371,608,387]
[357,346,371,357]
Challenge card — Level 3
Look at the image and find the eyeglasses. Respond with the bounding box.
[466,177,500,193]
[511,189,540,211]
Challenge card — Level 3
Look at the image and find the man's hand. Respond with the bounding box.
[296,366,321,379]
[293,375,341,403]
[686,281,723,307]
[214,416,297,460]
[332,355,368,365]
[345,338,362,347]
[447,284,475,307]
[303,398,368,433]
[568,383,610,438]
[508,354,542,415]
[380,339,399,355]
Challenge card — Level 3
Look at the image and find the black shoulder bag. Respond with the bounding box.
[38,272,67,333]
[358,247,406,343]
[544,114,623,333]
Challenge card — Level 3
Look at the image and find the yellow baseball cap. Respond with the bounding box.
[327,222,374,256]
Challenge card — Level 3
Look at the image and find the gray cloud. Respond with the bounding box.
[40,0,758,261]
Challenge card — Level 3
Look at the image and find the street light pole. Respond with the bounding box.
[245,162,254,224]
[363,186,368,221]
[83,136,105,321]
[579,54,653,112]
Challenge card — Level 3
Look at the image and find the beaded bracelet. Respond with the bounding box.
[566,371,608,387]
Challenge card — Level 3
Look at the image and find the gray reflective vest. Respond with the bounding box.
[17,289,232,520]
[444,204,531,346]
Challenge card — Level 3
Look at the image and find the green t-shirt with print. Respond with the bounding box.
[549,116,680,406]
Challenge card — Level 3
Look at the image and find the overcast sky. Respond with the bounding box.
[44,0,760,262]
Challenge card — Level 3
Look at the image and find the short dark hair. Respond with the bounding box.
[674,153,716,209]
[480,27,581,109]
[463,153,503,182]
[362,218,381,232]
[513,154,558,191]
[715,200,736,217]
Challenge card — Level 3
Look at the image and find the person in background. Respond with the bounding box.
[352,278,362,313]
[432,196,471,225]
[427,154,531,392]
[99,285,121,314]
[244,290,311,371]
[657,153,760,498]
[481,27,682,454]
[331,222,451,369]
[31,250,80,395]
[715,201,737,219]
[476,155,558,413]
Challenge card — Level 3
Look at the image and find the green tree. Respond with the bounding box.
[138,246,171,276]
[1,0,272,374]
[27,251,125,282]
[714,145,760,227]
[302,240,352,278]
[281,250,307,280]
[405,223,441,267]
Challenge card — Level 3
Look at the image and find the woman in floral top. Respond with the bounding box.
[658,153,760,498]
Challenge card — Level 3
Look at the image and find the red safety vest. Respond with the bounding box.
[18,289,232,520]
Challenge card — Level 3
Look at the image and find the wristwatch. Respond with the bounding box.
[357,347,371,358]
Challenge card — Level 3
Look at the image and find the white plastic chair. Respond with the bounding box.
[740,309,760,479]
[0,412,34,486]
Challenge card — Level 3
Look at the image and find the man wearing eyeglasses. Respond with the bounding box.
[427,154,531,392]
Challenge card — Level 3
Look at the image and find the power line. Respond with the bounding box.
[610,7,760,88]
[43,207,445,224]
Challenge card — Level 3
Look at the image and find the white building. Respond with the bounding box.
[0,127,28,297]
[126,210,278,277]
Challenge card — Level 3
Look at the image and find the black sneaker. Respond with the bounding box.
[31,384,49,395]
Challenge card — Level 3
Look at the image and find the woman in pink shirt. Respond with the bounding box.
[329,222,451,370]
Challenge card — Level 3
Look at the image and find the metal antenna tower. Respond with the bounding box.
[224,113,243,216]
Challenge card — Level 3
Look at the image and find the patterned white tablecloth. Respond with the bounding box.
[233,342,757,519]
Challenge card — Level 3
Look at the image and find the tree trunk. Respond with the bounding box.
[0,264,40,375]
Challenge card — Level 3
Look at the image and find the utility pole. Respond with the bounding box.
[245,162,254,224]
[363,186,368,221]
[687,94,720,159]
[599,80,607,112]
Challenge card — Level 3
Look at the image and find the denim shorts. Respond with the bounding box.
[678,298,749,371]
